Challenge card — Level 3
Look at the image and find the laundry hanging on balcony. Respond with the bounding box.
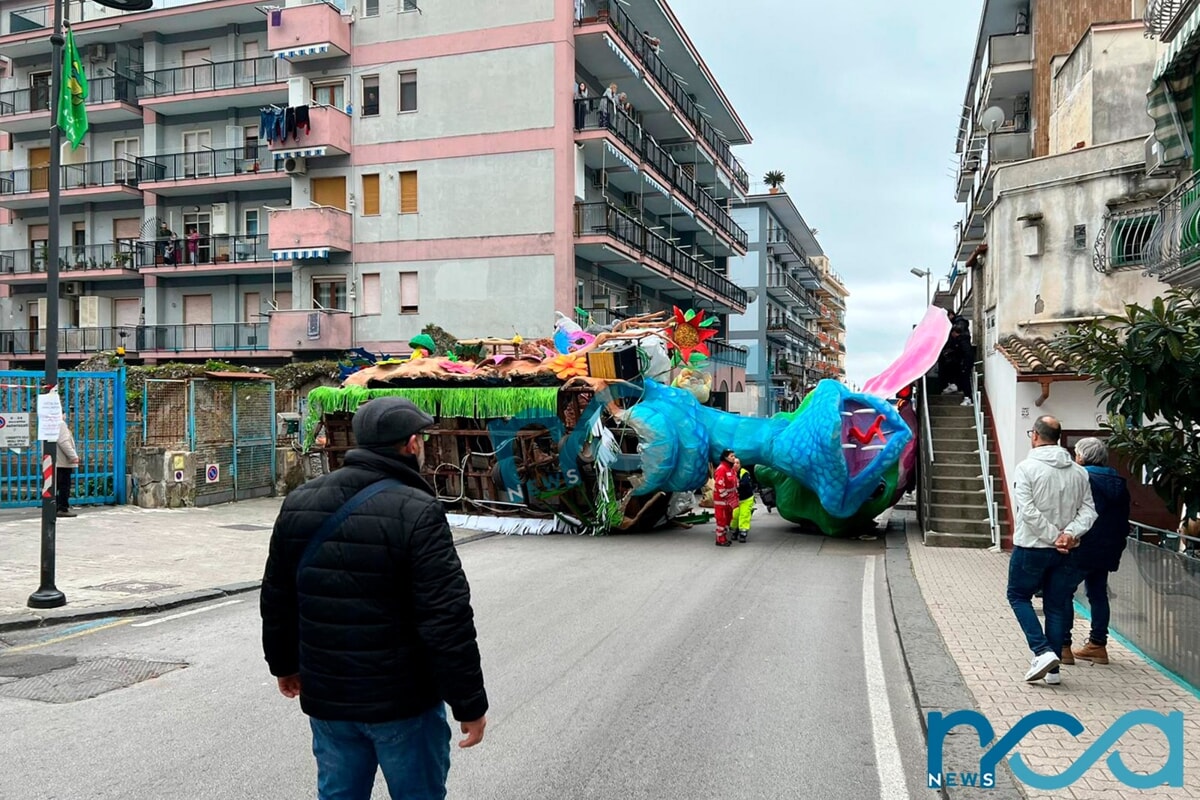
[260,104,312,144]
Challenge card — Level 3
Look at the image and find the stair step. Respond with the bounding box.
[924,531,995,548]
[935,439,983,453]
[933,451,984,466]
[927,517,994,536]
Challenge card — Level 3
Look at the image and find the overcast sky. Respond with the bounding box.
[670,0,981,387]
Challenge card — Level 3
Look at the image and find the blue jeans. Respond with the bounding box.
[1007,547,1080,666]
[1065,568,1111,647]
[310,705,451,800]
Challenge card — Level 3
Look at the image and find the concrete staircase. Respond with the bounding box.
[923,392,1010,548]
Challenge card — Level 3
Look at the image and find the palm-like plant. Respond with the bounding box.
[763,170,786,191]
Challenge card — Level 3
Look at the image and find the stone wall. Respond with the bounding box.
[128,447,196,508]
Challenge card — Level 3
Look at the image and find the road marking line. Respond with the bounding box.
[5,619,133,654]
[130,599,242,628]
[862,556,910,800]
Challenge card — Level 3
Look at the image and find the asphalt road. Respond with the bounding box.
[0,513,930,799]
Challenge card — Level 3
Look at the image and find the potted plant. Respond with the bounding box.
[763,170,786,194]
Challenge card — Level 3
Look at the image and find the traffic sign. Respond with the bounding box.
[205,464,220,484]
[173,470,186,483]
[0,413,31,449]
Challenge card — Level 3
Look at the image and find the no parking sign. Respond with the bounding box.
[205,464,220,484]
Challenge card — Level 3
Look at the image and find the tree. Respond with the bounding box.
[1064,289,1200,515]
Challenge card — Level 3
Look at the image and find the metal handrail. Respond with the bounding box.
[918,374,935,538]
[970,361,1000,549]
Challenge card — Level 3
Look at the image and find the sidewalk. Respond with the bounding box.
[907,530,1200,799]
[0,499,482,631]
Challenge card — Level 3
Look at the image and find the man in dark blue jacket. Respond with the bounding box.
[1062,437,1131,667]
[261,397,488,800]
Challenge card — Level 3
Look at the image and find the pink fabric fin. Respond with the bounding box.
[861,306,953,398]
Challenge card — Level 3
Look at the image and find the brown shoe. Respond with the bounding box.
[1060,646,1075,666]
[1073,641,1109,664]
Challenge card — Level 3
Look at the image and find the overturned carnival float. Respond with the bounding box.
[301,307,951,536]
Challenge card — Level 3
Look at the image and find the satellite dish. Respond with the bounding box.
[91,0,153,9]
[979,106,1006,134]
[745,289,758,304]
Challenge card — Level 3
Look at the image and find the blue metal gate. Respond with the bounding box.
[189,378,276,507]
[0,369,127,508]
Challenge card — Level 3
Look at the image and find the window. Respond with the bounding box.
[243,125,259,160]
[312,80,345,109]
[399,271,419,313]
[361,273,381,314]
[402,0,418,11]
[399,170,418,214]
[244,209,259,236]
[313,277,348,310]
[363,0,379,16]
[1073,224,1087,249]
[1100,211,1159,272]
[361,75,380,116]
[361,173,380,215]
[399,70,417,112]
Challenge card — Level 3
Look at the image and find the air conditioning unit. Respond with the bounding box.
[61,282,83,297]
[592,168,608,190]
[88,44,108,62]
[1146,134,1172,178]
[284,157,307,175]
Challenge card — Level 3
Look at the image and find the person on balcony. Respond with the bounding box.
[187,227,200,265]
[1060,437,1130,668]
[600,83,619,128]
[574,82,589,130]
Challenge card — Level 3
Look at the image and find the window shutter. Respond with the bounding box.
[399,171,418,214]
[399,271,419,312]
[362,174,380,216]
[362,273,381,314]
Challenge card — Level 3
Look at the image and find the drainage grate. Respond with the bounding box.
[0,657,186,704]
[0,653,78,679]
[219,523,273,532]
[83,581,180,594]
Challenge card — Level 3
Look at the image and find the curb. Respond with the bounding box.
[884,512,1026,800]
[0,581,263,634]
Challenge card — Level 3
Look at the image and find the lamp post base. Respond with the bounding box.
[28,588,67,609]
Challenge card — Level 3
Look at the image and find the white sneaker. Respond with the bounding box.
[1024,651,1060,682]
[942,385,958,395]
[960,397,973,407]
[1044,672,1061,686]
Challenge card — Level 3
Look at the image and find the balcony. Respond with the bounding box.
[268,205,353,260]
[764,227,813,269]
[573,202,746,313]
[138,234,277,275]
[709,339,748,368]
[141,56,288,113]
[137,147,288,195]
[989,130,1032,165]
[576,99,748,251]
[0,243,143,278]
[1145,169,1200,283]
[765,271,804,302]
[766,316,805,342]
[270,104,352,159]
[1145,0,1200,41]
[982,32,1033,102]
[0,323,273,358]
[0,75,139,134]
[268,309,352,352]
[268,0,352,62]
[576,0,748,192]
[0,158,143,210]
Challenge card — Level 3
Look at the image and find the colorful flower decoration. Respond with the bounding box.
[548,353,589,380]
[439,360,474,374]
[667,306,718,364]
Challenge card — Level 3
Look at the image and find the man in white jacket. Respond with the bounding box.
[1008,415,1097,684]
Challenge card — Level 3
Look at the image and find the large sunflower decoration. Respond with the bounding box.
[667,306,718,366]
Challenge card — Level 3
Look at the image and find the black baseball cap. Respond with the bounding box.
[352,396,434,447]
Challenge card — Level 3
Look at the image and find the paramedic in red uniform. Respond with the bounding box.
[713,449,738,547]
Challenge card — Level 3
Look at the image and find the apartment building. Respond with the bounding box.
[0,0,751,375]
[725,191,841,417]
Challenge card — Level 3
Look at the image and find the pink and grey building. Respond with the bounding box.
[0,0,750,390]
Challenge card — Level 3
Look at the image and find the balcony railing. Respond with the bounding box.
[985,33,1032,68]
[578,98,748,248]
[709,339,748,368]
[1146,168,1200,279]
[0,157,144,196]
[0,243,144,275]
[139,233,274,267]
[574,202,746,309]
[137,146,277,182]
[766,271,804,300]
[142,56,285,98]
[766,316,805,340]
[1145,0,1198,40]
[0,324,271,355]
[589,0,748,190]
[0,75,137,116]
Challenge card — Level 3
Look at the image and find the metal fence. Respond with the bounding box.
[189,378,276,506]
[142,379,189,448]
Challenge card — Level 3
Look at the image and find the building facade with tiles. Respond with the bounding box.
[0,0,750,384]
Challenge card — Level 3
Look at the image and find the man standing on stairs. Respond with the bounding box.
[1007,416,1098,685]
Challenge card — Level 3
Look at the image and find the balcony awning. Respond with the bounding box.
[273,146,329,159]
[272,248,330,261]
[1147,73,1194,164]
[672,196,695,219]
[642,173,669,198]
[605,141,638,173]
[275,44,331,60]
[1154,3,1200,81]
[604,34,640,78]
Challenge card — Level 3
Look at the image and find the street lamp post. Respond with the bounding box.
[910,267,932,307]
[27,0,152,611]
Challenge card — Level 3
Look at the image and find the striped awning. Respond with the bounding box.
[1154,3,1200,81]
[1148,73,1195,164]
[272,248,330,261]
[604,34,640,77]
[273,146,329,159]
[642,173,669,198]
[605,141,638,173]
[672,196,695,219]
[275,43,331,60]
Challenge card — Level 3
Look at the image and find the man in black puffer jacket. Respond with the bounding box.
[261,396,488,800]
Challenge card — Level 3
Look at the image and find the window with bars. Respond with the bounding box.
[399,171,418,214]
[1094,209,1159,273]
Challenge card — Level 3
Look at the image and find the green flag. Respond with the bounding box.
[57,28,89,149]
